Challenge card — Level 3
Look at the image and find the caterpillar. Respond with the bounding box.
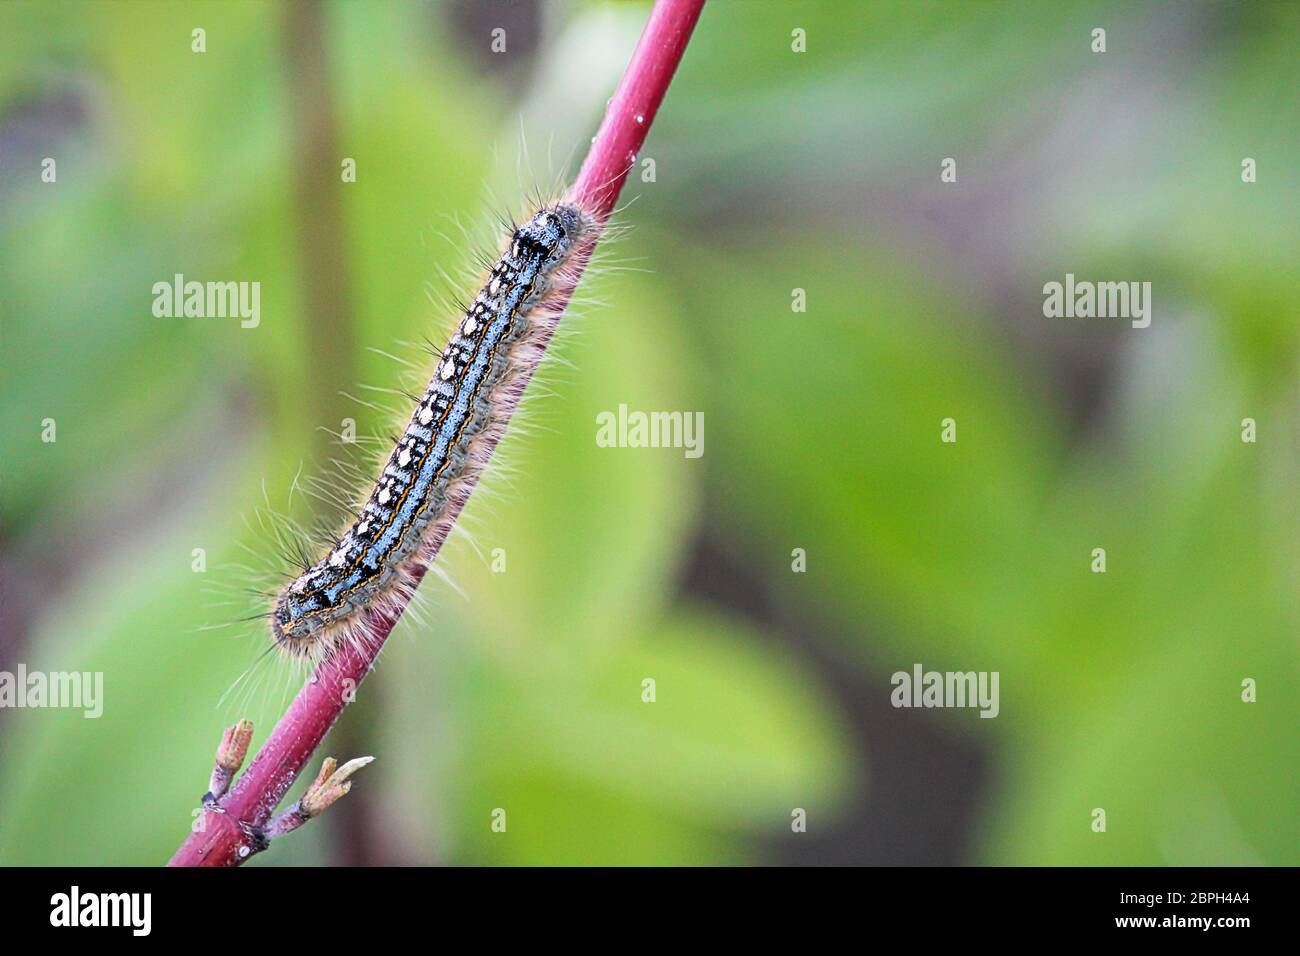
[270,201,595,663]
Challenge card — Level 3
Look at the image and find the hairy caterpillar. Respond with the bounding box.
[270,201,594,663]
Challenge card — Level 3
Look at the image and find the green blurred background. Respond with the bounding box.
[1,0,1296,866]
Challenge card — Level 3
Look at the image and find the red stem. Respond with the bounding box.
[570,0,705,217]
[168,0,705,867]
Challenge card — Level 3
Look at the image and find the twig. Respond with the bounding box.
[168,0,706,867]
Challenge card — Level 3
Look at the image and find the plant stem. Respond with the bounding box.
[168,0,705,867]
[570,0,706,217]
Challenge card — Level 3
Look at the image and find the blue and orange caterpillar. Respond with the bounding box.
[272,202,593,663]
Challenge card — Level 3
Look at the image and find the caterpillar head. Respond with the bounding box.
[272,570,326,653]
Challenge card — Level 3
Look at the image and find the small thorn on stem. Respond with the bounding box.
[204,719,254,807]
[261,756,375,843]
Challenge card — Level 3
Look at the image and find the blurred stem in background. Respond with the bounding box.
[284,0,355,454]
[282,0,388,867]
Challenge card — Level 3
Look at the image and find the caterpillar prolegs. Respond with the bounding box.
[272,202,594,662]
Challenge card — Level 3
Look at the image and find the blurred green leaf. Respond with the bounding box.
[390,607,855,865]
